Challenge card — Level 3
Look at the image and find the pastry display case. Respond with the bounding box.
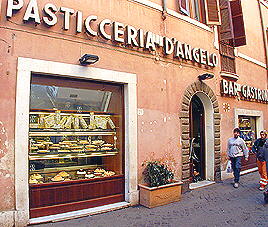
[29,110,119,184]
[29,75,125,218]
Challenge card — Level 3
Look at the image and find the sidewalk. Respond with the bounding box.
[33,171,268,227]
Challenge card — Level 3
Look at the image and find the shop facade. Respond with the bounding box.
[0,0,267,226]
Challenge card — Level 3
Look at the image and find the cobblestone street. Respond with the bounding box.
[34,171,268,227]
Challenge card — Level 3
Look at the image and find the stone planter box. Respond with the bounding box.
[139,182,183,208]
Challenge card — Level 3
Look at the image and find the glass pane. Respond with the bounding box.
[192,0,201,21]
[238,115,256,149]
[28,75,124,185]
[30,84,112,112]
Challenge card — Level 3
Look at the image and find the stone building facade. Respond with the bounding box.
[0,0,267,226]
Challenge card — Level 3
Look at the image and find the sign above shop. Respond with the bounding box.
[6,0,218,67]
[221,79,268,103]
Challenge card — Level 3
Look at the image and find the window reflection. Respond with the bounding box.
[30,84,112,112]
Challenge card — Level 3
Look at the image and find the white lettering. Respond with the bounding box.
[113,22,124,43]
[126,25,138,46]
[192,48,200,63]
[60,7,74,30]
[264,91,268,102]
[207,51,214,66]
[43,3,58,26]
[233,82,239,96]
[247,86,251,99]
[229,81,234,95]
[6,0,24,18]
[154,35,164,47]
[76,11,83,33]
[85,15,97,36]
[221,80,268,103]
[138,29,144,48]
[258,89,262,101]
[200,49,206,65]
[99,19,112,40]
[241,85,247,98]
[222,79,229,94]
[174,41,184,59]
[211,53,218,67]
[261,90,266,101]
[23,0,41,24]
[250,87,255,99]
[145,32,156,51]
[183,44,192,60]
[164,37,174,55]
[5,3,221,67]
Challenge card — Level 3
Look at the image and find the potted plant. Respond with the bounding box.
[139,161,183,208]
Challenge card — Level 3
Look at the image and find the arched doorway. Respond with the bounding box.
[190,94,205,182]
[180,81,221,191]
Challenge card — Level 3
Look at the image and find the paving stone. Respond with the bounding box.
[34,172,268,227]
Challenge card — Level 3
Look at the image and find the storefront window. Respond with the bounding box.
[28,74,125,217]
[238,115,256,149]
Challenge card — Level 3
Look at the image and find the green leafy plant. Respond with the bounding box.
[142,161,174,187]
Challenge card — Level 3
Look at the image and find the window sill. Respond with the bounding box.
[220,71,239,81]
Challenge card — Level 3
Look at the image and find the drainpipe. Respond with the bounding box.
[257,0,268,88]
[162,0,167,20]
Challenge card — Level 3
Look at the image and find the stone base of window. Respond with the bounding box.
[220,71,239,81]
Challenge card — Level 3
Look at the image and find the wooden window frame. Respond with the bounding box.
[219,41,236,74]
[204,0,221,25]
[179,0,220,25]
[219,0,246,47]
[190,0,207,24]
[179,0,191,16]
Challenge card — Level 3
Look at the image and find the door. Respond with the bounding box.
[190,94,205,183]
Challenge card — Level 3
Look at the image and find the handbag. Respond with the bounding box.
[226,160,233,173]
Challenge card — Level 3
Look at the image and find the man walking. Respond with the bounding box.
[227,128,249,188]
[252,130,268,190]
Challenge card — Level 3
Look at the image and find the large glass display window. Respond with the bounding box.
[29,74,125,218]
[238,115,256,149]
[238,115,257,171]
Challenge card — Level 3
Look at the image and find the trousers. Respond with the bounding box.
[257,160,268,187]
[230,157,242,183]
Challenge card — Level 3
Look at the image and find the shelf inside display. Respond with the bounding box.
[30,110,116,116]
[29,151,119,160]
[29,110,117,131]
[29,174,124,187]
[29,164,100,174]
[29,130,116,136]
[29,166,119,185]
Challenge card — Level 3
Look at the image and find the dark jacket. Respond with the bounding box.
[252,138,268,162]
[265,140,268,174]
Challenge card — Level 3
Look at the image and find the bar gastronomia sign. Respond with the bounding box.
[6,0,218,67]
[221,79,268,103]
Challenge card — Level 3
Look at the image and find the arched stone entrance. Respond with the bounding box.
[180,81,221,191]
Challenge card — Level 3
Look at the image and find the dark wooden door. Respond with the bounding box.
[190,95,205,182]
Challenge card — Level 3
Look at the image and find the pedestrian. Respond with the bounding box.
[252,130,268,190]
[262,138,268,203]
[227,128,249,188]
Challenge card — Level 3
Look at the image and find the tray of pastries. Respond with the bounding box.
[29,173,44,184]
[58,171,70,178]
[51,175,64,182]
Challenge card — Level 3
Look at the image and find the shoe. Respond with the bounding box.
[259,186,265,191]
[233,183,239,188]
